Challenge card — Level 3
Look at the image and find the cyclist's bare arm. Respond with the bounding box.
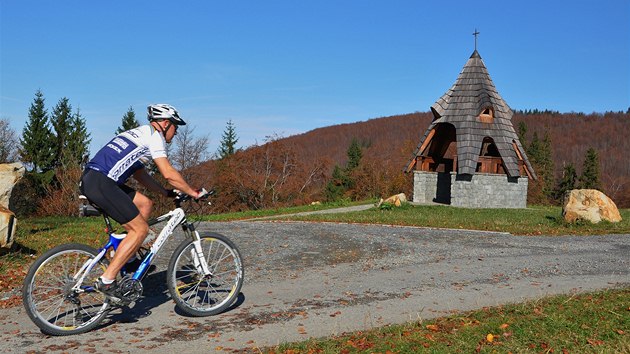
[153,157,200,198]
[133,168,171,197]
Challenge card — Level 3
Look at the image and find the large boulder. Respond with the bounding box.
[0,162,25,209]
[0,163,24,249]
[376,193,408,207]
[562,189,622,224]
[0,206,16,249]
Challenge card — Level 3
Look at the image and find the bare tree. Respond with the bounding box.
[0,118,19,163]
[169,125,210,180]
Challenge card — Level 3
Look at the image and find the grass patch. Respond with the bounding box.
[1,217,106,272]
[269,287,630,353]
[195,199,367,222]
[282,203,630,236]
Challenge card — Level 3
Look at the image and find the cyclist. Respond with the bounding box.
[80,104,202,299]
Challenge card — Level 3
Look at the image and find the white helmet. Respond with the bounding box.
[147,104,187,125]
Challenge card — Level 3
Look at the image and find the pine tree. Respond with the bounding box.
[527,131,540,162]
[65,108,91,165]
[517,121,528,148]
[20,90,55,172]
[325,165,346,201]
[50,97,74,168]
[345,138,363,172]
[324,138,364,201]
[116,106,140,135]
[539,132,555,200]
[218,120,239,159]
[526,130,555,204]
[580,147,600,190]
[555,162,577,200]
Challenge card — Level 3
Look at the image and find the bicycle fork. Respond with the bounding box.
[190,231,213,276]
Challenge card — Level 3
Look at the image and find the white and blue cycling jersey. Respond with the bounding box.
[86,125,167,185]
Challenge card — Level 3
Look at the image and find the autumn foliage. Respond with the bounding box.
[194,110,630,211]
[513,111,630,207]
[200,136,330,212]
[28,110,630,216]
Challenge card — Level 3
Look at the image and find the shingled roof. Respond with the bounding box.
[408,50,536,179]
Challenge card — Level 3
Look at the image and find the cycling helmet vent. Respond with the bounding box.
[147,104,187,125]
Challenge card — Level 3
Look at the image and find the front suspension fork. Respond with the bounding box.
[191,231,213,276]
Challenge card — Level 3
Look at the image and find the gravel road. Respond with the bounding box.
[1,217,628,352]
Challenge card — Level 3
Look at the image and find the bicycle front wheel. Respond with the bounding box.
[167,233,244,316]
[22,243,110,336]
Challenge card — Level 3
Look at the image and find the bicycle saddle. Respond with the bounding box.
[78,195,104,217]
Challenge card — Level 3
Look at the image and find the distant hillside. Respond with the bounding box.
[279,112,433,169]
[199,111,630,209]
[280,111,628,184]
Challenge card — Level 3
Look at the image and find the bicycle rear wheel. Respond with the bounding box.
[167,233,244,316]
[22,243,110,336]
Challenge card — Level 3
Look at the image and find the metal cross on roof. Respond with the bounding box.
[473,29,480,50]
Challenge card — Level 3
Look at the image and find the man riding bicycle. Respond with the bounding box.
[80,104,202,298]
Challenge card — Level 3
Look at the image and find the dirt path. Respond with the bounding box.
[1,219,628,353]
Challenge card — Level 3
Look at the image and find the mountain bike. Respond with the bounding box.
[22,190,244,336]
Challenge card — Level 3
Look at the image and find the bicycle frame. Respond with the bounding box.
[133,208,185,280]
[72,204,212,293]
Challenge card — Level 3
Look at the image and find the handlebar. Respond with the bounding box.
[173,188,215,208]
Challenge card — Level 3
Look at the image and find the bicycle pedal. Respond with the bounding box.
[121,301,137,309]
[105,293,135,307]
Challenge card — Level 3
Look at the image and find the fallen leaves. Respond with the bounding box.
[0,295,22,309]
[345,336,374,350]
[425,324,439,332]
[0,265,27,298]
[587,338,604,346]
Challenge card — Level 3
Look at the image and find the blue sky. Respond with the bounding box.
[1,1,628,156]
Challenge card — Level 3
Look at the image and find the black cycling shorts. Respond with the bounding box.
[80,169,140,225]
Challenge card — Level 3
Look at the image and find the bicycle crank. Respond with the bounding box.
[118,276,143,304]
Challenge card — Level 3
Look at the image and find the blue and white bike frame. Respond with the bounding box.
[71,206,212,294]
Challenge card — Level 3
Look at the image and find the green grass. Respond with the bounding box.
[0,217,105,272]
[269,287,629,353]
[195,199,366,222]
[280,203,630,236]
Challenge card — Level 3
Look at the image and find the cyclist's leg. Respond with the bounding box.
[101,215,149,280]
[101,190,153,279]
[132,191,153,221]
